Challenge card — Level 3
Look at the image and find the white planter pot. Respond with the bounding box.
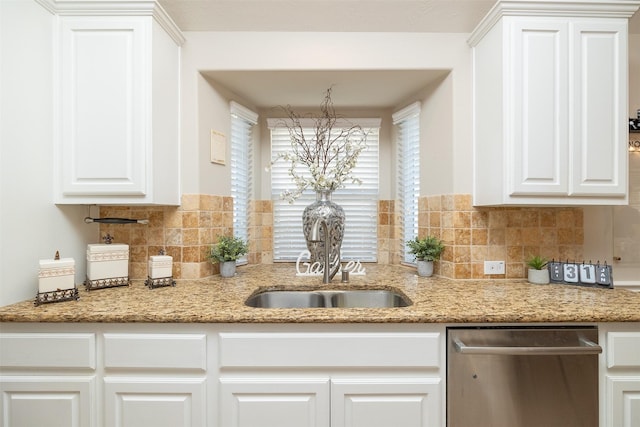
[528,268,550,284]
[417,260,434,277]
[220,261,236,278]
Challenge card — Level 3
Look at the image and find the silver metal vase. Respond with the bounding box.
[302,190,345,265]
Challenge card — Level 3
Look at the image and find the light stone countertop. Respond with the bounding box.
[1,264,639,324]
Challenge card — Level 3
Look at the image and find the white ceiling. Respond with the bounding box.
[158,0,497,33]
[159,0,640,33]
[163,0,640,108]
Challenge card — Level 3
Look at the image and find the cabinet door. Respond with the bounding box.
[331,378,441,427]
[0,376,95,427]
[570,20,627,197]
[509,19,570,197]
[58,17,147,199]
[104,378,206,427]
[606,377,640,427]
[219,378,330,427]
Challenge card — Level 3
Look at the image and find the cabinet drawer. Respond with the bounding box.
[219,332,440,368]
[104,333,206,371]
[607,332,640,368]
[0,333,96,369]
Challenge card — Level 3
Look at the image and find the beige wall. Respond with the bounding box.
[179,32,473,198]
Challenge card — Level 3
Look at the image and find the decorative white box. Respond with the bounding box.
[86,244,129,281]
[148,255,173,279]
[38,257,75,293]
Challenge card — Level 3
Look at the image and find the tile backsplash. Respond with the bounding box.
[99,193,583,281]
[418,194,584,279]
[99,194,233,280]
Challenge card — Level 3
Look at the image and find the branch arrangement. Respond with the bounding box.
[272,87,368,203]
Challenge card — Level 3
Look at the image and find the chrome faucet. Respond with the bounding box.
[309,218,341,283]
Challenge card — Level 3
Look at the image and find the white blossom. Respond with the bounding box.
[271,88,368,203]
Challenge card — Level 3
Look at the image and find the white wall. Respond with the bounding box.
[196,74,233,196]
[630,34,640,117]
[583,34,640,286]
[417,73,455,196]
[180,32,473,198]
[0,0,97,306]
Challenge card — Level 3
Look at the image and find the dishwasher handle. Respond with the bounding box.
[452,335,602,356]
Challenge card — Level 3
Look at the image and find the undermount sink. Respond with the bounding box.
[245,289,411,309]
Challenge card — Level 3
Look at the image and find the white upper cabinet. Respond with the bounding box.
[52,0,184,205]
[469,0,639,206]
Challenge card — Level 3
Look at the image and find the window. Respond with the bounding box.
[393,102,421,264]
[268,118,381,262]
[230,101,258,263]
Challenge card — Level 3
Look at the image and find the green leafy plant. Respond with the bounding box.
[406,236,445,262]
[526,255,548,270]
[208,235,248,263]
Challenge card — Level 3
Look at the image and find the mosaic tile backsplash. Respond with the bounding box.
[99,193,583,281]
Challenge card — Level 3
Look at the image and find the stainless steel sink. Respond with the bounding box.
[244,291,325,308]
[245,289,411,309]
[330,290,410,308]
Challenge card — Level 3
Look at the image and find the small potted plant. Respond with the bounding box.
[406,236,445,277]
[526,255,549,284]
[209,235,249,277]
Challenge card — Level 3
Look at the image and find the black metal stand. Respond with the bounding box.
[84,276,130,291]
[34,287,80,306]
[145,276,176,289]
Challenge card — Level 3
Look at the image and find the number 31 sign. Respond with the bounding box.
[548,261,613,289]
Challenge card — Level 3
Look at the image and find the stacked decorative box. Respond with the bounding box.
[85,243,130,290]
[36,252,79,305]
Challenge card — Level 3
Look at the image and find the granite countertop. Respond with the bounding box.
[1,264,639,324]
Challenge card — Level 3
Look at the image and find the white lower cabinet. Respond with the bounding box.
[602,326,640,427]
[0,331,97,426]
[0,376,95,427]
[104,378,206,427]
[217,327,444,427]
[219,378,331,427]
[19,323,640,426]
[606,377,640,427]
[331,378,441,427]
[102,332,207,427]
[219,377,440,427]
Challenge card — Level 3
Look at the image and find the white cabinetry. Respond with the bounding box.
[52,1,184,205]
[601,325,640,427]
[102,333,207,427]
[331,378,440,427]
[0,332,97,426]
[1,376,95,427]
[220,378,331,427]
[218,328,444,427]
[0,324,443,427]
[469,1,639,206]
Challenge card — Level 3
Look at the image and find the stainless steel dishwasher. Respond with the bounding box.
[447,326,602,427]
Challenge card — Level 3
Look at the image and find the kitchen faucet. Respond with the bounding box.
[309,218,341,283]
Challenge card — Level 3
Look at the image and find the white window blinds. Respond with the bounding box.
[393,102,421,264]
[230,101,258,262]
[268,118,381,262]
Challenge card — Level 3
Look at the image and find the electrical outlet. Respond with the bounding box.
[484,261,505,275]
